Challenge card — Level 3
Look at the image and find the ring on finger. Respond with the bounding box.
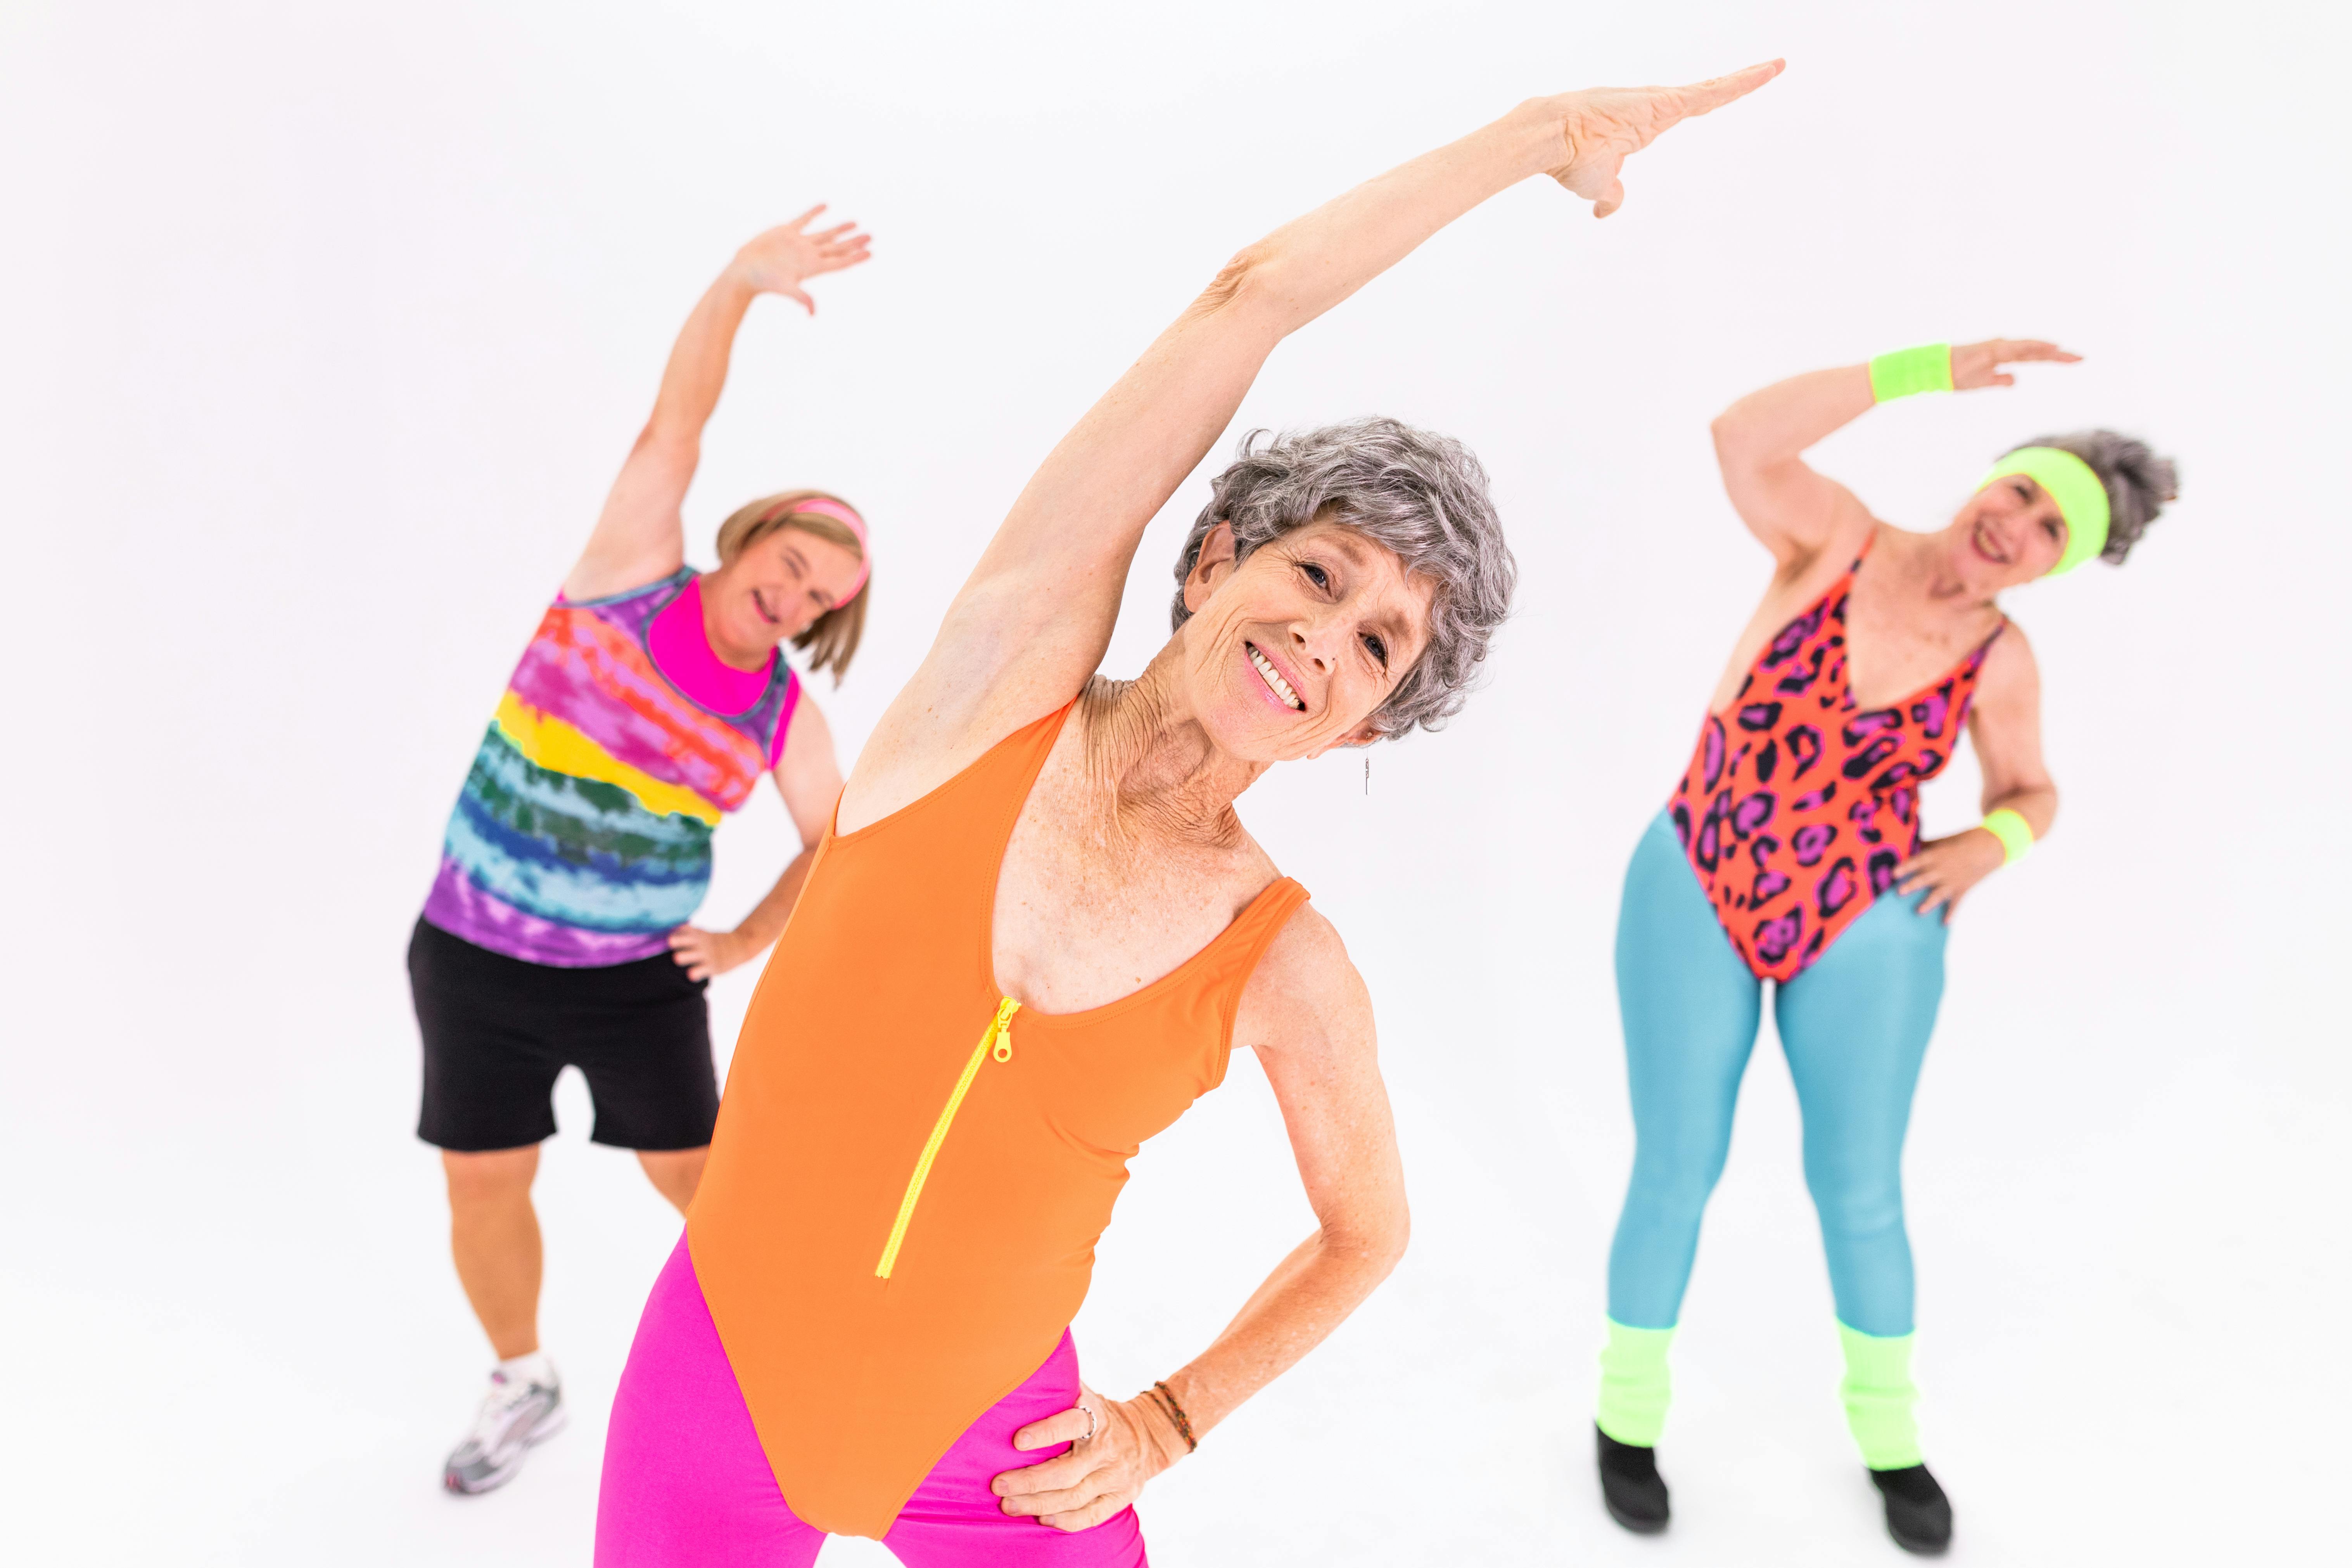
[1079,1403,1099,1444]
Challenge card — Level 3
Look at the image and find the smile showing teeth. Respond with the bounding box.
[1248,643,1304,711]
[1973,520,2008,564]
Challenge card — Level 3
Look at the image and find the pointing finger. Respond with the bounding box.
[1675,59,1786,118]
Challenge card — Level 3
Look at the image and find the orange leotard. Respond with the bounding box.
[687,703,1309,1539]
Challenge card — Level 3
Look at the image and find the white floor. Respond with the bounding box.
[6,747,2343,1567]
[5,2,2347,1563]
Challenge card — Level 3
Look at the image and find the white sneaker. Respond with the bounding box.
[443,1362,565,1495]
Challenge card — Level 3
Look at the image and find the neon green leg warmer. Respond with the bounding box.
[1596,1319,1676,1446]
[1837,1323,1923,1469]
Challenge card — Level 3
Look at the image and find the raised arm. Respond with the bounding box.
[1712,339,2080,576]
[563,210,872,601]
[990,907,1408,1529]
[861,65,1782,780]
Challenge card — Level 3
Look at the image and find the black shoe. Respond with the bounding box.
[1869,1464,1952,1555]
[1595,1425,1669,1534]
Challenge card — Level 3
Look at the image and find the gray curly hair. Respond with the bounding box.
[2002,430,2181,564]
[1169,418,1517,737]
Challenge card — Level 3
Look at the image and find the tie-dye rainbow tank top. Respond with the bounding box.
[422,569,801,967]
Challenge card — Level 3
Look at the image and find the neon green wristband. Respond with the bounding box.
[1868,344,1954,403]
[1981,808,2034,864]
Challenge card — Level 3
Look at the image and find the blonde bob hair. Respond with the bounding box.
[714,489,869,682]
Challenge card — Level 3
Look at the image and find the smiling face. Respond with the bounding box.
[1175,517,1435,762]
[702,524,865,669]
[1942,473,2070,592]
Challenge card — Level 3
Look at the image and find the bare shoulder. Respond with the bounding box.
[773,691,842,818]
[783,686,834,754]
[1977,615,2042,700]
[1234,900,1374,1061]
[1988,615,2037,664]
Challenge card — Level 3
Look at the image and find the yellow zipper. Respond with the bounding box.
[874,997,1021,1279]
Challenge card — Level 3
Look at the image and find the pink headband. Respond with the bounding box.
[773,496,871,602]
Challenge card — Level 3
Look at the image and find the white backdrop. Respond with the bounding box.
[3,2,2344,1564]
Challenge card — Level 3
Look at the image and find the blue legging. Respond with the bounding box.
[1606,811,1947,1337]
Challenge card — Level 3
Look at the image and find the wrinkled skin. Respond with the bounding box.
[1173,517,1436,764]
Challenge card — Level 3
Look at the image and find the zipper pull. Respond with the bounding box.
[989,996,1021,1062]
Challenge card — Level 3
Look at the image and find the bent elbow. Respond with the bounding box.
[1192,244,1277,318]
[630,421,699,468]
[1317,1203,1410,1282]
[1380,1210,1411,1276]
[1710,412,1755,468]
[1362,1205,1410,1281]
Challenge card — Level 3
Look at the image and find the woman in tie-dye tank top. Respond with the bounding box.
[410,209,876,1497]
[1586,341,2179,1555]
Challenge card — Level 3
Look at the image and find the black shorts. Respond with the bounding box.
[409,918,719,1153]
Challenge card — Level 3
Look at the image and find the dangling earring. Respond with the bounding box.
[1364,753,1370,796]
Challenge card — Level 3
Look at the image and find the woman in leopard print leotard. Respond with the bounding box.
[1587,341,2179,1553]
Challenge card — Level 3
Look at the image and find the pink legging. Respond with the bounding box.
[596,1238,1149,1567]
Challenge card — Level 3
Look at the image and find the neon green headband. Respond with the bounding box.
[1977,446,2110,576]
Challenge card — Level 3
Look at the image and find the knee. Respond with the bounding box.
[443,1146,538,1209]
[1626,1147,1730,1225]
[1804,1162,1904,1240]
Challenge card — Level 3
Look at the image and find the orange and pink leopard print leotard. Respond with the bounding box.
[1668,540,2004,982]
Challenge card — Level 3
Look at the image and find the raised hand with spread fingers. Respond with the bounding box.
[729,204,873,314]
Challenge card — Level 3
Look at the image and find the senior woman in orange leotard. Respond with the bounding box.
[594,64,1782,1566]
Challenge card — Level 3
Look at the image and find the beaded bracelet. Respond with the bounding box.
[1150,1381,1198,1453]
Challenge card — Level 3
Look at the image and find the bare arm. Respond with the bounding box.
[1160,911,1408,1433]
[1968,626,2058,834]
[666,697,845,978]
[1711,339,2083,577]
[847,66,1782,820]
[1709,365,1881,573]
[992,907,1410,1530]
[1893,625,2058,919]
[564,211,872,602]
